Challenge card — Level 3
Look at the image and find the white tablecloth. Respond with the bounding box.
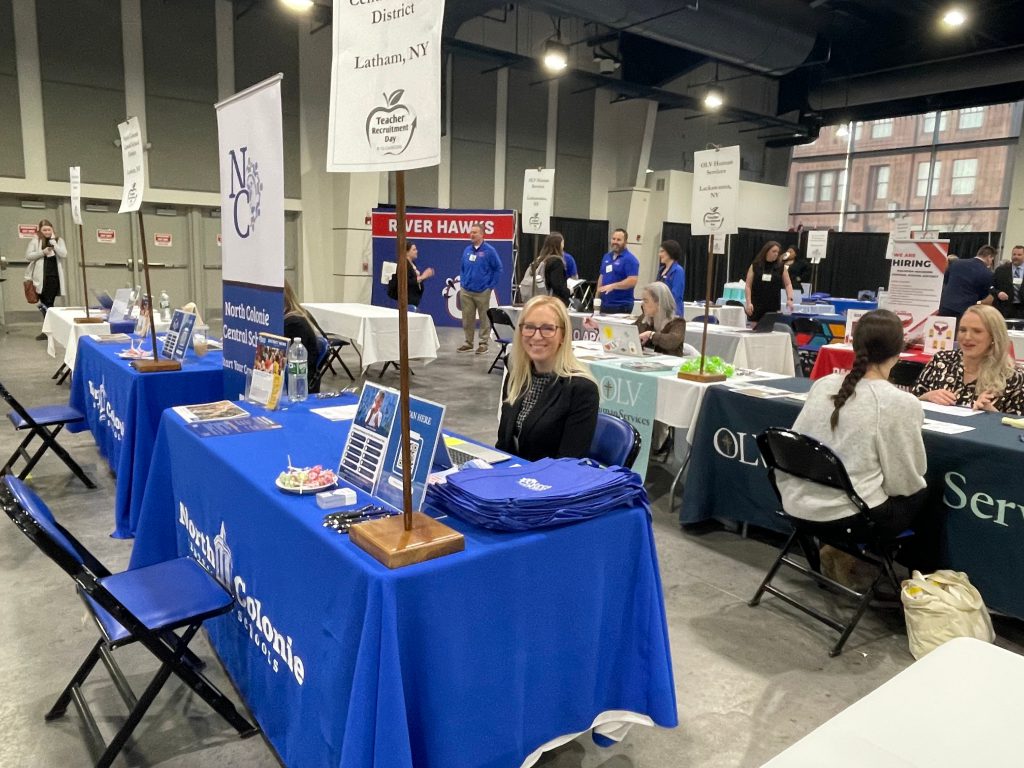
[42,307,171,371]
[762,638,1024,768]
[681,303,747,328]
[685,325,795,376]
[303,302,440,370]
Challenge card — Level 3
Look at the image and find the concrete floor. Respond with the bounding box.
[1,319,1022,768]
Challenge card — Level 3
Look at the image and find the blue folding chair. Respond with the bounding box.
[692,314,719,324]
[310,334,331,392]
[1,477,258,767]
[588,412,641,469]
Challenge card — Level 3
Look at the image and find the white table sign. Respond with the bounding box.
[522,168,555,235]
[691,146,740,236]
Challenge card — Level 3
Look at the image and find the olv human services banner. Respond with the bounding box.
[370,209,516,328]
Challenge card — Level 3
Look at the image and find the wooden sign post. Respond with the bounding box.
[131,213,179,373]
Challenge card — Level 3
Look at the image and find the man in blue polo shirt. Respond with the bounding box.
[459,223,502,353]
[938,244,995,320]
[596,228,639,314]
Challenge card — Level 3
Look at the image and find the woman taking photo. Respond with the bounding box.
[497,295,598,461]
[657,240,685,316]
[913,304,1024,415]
[25,219,68,339]
[777,309,928,536]
[744,240,794,322]
[635,282,694,357]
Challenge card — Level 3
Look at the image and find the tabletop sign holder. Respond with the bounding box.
[349,171,464,569]
[131,213,180,373]
[678,235,726,383]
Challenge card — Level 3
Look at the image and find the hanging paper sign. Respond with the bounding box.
[96,228,117,243]
[326,0,444,172]
[69,166,83,226]
[882,239,948,335]
[522,168,555,235]
[691,145,740,236]
[712,233,726,255]
[18,224,38,238]
[117,116,144,214]
[154,233,172,247]
[807,230,829,263]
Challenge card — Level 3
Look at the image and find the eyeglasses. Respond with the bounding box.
[519,322,561,338]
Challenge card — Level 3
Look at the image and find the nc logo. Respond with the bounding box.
[227,146,263,239]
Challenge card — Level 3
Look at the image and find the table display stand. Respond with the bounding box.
[131,213,181,373]
[73,222,104,325]
[350,171,463,568]
[679,236,726,383]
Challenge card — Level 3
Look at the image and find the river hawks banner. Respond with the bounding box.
[215,75,285,399]
[326,0,444,172]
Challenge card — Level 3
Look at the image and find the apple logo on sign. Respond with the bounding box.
[703,207,724,230]
[365,90,417,157]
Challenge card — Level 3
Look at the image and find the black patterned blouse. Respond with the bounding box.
[912,349,1024,415]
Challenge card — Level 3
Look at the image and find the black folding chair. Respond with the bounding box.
[1,477,259,767]
[1,380,95,488]
[486,307,516,374]
[888,360,926,391]
[774,322,804,378]
[306,313,355,381]
[570,281,596,313]
[750,428,912,657]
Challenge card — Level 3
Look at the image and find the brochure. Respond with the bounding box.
[161,309,197,361]
[173,400,250,423]
[90,333,131,343]
[338,382,445,512]
[187,415,282,438]
[246,333,289,410]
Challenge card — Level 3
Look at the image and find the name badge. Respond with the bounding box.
[761,274,772,282]
[469,254,477,262]
[605,264,613,273]
[1014,276,1023,286]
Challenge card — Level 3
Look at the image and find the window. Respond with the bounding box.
[922,112,948,134]
[951,158,977,195]
[819,171,835,202]
[871,165,890,199]
[958,107,984,130]
[871,119,893,139]
[801,173,817,203]
[915,160,941,197]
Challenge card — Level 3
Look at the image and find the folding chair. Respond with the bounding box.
[888,360,925,391]
[774,322,804,378]
[569,281,596,313]
[486,307,516,374]
[791,317,831,375]
[692,314,719,324]
[587,412,642,469]
[750,428,912,657]
[1,477,259,768]
[306,313,355,381]
[1,380,95,488]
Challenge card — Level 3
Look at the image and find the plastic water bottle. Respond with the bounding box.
[287,338,308,403]
[158,290,171,322]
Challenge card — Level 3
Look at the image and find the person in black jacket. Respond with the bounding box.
[988,245,1024,320]
[497,296,598,461]
[387,242,435,309]
[283,281,321,393]
[745,240,794,321]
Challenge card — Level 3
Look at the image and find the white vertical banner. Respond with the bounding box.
[117,116,144,214]
[522,168,555,235]
[326,0,445,172]
[807,230,829,263]
[216,74,285,398]
[69,166,82,225]
[691,145,740,236]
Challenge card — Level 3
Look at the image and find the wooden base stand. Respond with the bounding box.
[130,358,181,373]
[677,370,727,383]
[74,317,105,324]
[349,511,464,569]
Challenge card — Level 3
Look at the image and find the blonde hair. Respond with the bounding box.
[962,304,1015,396]
[283,281,312,323]
[504,295,594,404]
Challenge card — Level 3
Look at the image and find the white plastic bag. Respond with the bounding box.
[901,569,994,659]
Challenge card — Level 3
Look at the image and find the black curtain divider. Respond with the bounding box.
[517,216,609,282]
[810,231,891,299]
[940,231,1001,259]
[728,228,799,283]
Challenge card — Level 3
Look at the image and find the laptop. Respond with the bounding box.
[594,318,656,357]
[433,434,511,470]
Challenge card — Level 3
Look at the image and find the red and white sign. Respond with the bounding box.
[881,239,948,335]
[154,233,172,247]
[18,224,38,238]
[371,211,516,241]
[96,228,117,244]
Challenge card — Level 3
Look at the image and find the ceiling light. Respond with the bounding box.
[703,86,724,110]
[835,123,849,138]
[281,0,314,10]
[942,7,966,26]
[543,40,569,72]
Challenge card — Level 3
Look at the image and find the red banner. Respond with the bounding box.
[371,211,516,241]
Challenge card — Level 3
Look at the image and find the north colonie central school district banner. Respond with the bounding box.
[370,209,516,328]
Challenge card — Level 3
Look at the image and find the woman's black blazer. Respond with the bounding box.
[496,375,599,462]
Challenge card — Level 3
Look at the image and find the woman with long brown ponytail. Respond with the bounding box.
[776,309,928,538]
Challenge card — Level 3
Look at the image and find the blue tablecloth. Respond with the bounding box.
[68,336,224,538]
[129,400,677,768]
[682,378,1024,620]
[828,298,877,315]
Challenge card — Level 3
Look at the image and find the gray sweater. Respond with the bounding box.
[777,374,927,522]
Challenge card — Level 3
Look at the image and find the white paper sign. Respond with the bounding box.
[326,0,444,172]
[712,233,726,255]
[69,166,82,225]
[691,145,740,236]
[117,116,144,214]
[522,168,555,235]
[807,230,828,263]
[844,309,868,344]
[923,316,956,355]
[883,239,948,335]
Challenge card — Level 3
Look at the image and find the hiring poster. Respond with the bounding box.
[882,239,948,334]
